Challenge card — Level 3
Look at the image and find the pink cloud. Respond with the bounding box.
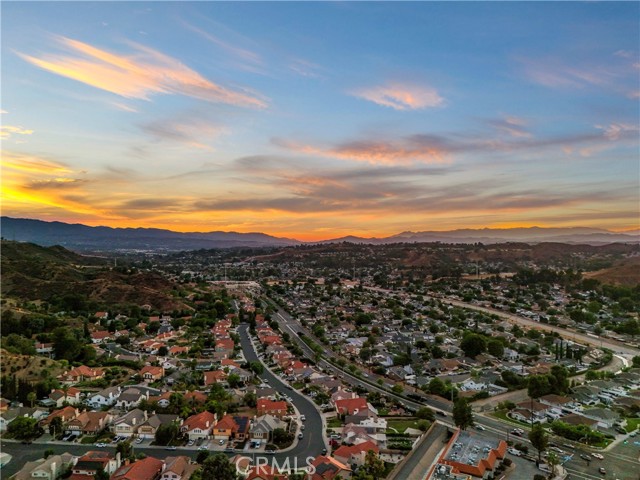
[351,82,444,110]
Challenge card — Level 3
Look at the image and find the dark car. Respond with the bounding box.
[599,467,606,474]
[321,448,327,455]
[580,454,591,461]
[436,411,447,417]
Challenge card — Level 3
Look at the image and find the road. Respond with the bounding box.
[237,324,325,465]
[439,297,639,357]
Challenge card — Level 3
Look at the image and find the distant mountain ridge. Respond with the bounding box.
[0,217,300,252]
[1,217,638,252]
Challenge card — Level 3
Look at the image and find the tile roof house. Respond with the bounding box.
[65,411,112,436]
[110,456,163,480]
[91,331,113,344]
[333,441,380,467]
[160,456,197,480]
[181,411,217,441]
[308,455,352,480]
[40,406,80,427]
[204,370,228,387]
[335,397,376,416]
[49,387,82,407]
[257,398,288,419]
[69,451,121,480]
[140,366,165,381]
[115,388,149,409]
[59,366,105,384]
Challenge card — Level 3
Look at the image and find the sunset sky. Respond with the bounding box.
[2,2,639,240]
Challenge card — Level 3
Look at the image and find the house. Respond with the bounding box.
[582,408,621,429]
[115,388,148,409]
[181,411,216,441]
[140,366,165,381]
[59,366,105,384]
[333,441,380,467]
[91,331,113,344]
[250,414,287,442]
[87,386,121,409]
[65,411,112,436]
[183,391,208,407]
[1,407,48,432]
[257,398,288,419]
[160,456,197,480]
[308,455,352,480]
[137,414,182,440]
[69,451,121,479]
[335,397,377,416]
[204,370,227,387]
[245,465,288,480]
[11,453,76,480]
[213,415,239,441]
[110,456,163,480]
[112,409,148,438]
[49,387,82,407]
[40,406,80,428]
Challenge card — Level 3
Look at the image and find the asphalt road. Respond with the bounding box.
[237,324,325,464]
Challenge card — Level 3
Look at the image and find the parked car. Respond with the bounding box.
[187,440,195,446]
[591,453,604,460]
[298,433,303,439]
[580,454,591,461]
[219,439,225,445]
[198,445,208,451]
[135,437,143,444]
[507,448,522,456]
[321,448,327,455]
[475,425,486,431]
[95,443,107,448]
[598,467,606,474]
[266,449,275,454]
[165,446,177,451]
[300,415,306,421]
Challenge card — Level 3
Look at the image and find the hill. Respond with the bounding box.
[1,240,188,311]
[583,256,640,286]
[1,216,300,252]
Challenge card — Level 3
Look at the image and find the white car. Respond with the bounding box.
[507,448,522,456]
[591,453,604,460]
[95,443,107,448]
[135,437,143,444]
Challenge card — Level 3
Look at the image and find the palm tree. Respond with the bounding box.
[27,391,37,408]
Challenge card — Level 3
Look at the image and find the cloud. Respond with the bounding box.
[289,58,322,78]
[1,125,34,139]
[273,136,451,166]
[140,118,226,149]
[1,151,71,175]
[181,21,266,75]
[18,36,268,108]
[595,123,640,141]
[24,178,88,190]
[486,116,531,138]
[520,57,613,89]
[351,82,444,110]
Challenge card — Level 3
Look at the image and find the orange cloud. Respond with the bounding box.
[18,36,267,108]
[1,125,34,139]
[351,82,444,110]
[274,138,450,165]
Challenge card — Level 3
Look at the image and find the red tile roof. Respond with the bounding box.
[335,397,369,415]
[110,456,163,480]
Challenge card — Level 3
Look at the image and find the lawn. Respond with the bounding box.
[625,418,640,432]
[386,418,419,433]
[327,418,342,428]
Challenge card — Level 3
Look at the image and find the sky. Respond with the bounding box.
[1,2,639,241]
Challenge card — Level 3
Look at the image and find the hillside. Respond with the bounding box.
[0,349,66,383]
[583,256,640,286]
[1,240,188,311]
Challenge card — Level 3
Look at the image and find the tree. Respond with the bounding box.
[94,467,110,480]
[528,423,548,462]
[272,427,291,446]
[49,416,63,437]
[27,391,37,408]
[7,416,40,440]
[249,361,264,375]
[44,449,55,459]
[158,346,169,357]
[527,375,551,399]
[243,392,257,408]
[116,441,133,461]
[487,339,504,358]
[426,377,446,396]
[353,450,386,480]
[155,423,180,446]
[416,407,435,421]
[201,453,237,480]
[196,450,210,464]
[227,373,241,388]
[546,452,560,479]
[391,384,403,394]
[460,333,487,358]
[452,397,474,430]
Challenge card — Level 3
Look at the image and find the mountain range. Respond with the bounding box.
[1,216,638,252]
